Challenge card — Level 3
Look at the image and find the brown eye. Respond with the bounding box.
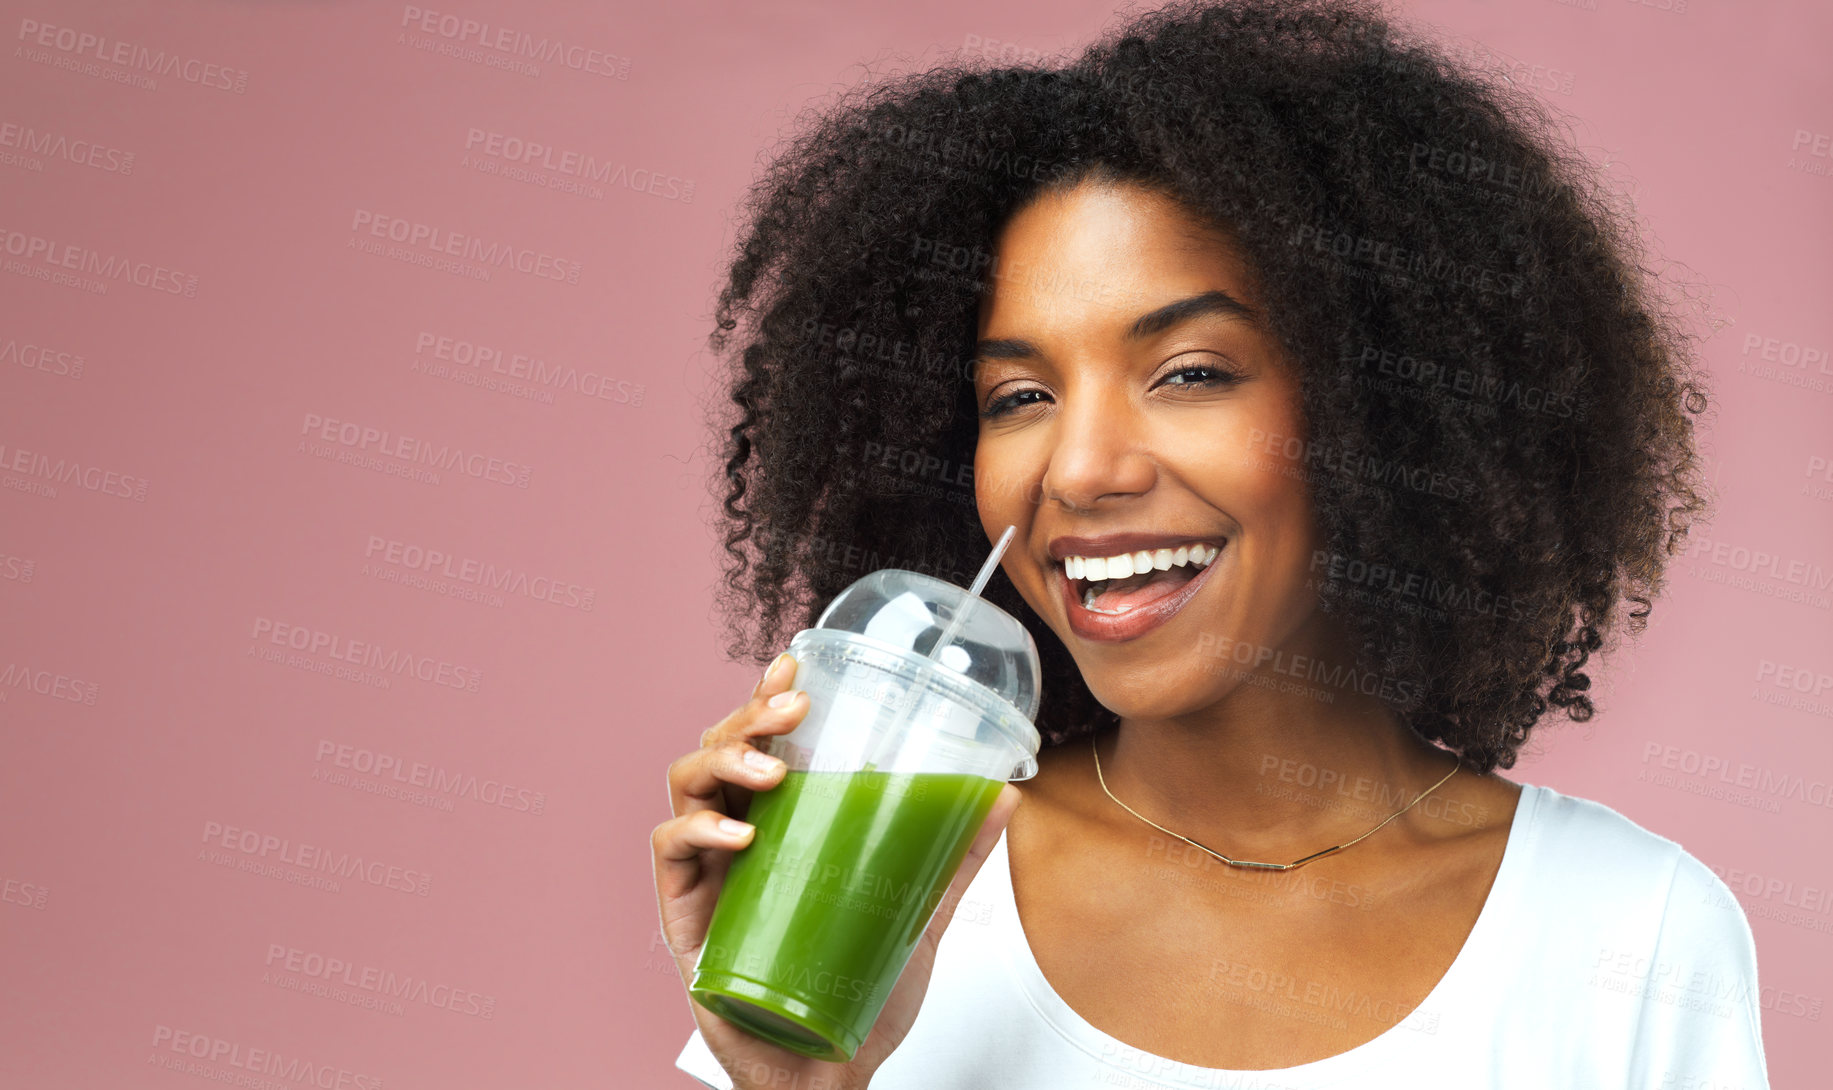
[1158,364,1245,389]
[980,388,1048,418]
[980,364,1244,419]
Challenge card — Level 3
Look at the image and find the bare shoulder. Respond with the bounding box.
[1012,738,1106,832]
[1424,766,1523,844]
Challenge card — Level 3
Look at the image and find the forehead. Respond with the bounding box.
[974,180,1261,335]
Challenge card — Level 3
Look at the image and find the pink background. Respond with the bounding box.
[2,0,1828,1086]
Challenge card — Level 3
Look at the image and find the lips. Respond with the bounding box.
[1057,539,1225,643]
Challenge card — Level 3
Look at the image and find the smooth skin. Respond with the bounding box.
[971,179,1522,1069]
[652,652,1021,1090]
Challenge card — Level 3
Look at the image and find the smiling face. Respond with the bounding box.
[971,177,1338,720]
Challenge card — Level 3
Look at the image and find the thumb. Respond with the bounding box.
[922,783,1021,940]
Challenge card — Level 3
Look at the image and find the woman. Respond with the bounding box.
[651,1,1768,1086]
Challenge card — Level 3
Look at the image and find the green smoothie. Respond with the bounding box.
[689,768,1006,1061]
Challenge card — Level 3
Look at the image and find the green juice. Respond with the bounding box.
[689,768,1006,1061]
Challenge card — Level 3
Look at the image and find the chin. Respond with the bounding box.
[1077,667,1231,724]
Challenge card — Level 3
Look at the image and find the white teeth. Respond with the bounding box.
[1064,540,1225,613]
[1082,583,1131,614]
[1063,541,1220,580]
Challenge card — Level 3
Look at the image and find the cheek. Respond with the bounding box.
[1173,401,1307,518]
[972,441,1033,521]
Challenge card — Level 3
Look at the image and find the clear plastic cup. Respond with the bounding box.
[688,568,1042,1061]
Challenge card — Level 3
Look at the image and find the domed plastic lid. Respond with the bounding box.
[813,568,1041,723]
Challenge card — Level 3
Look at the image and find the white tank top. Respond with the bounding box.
[676,783,1770,1088]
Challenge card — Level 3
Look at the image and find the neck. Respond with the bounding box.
[1090,622,1456,859]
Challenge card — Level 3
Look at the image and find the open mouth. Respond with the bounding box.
[1068,543,1222,616]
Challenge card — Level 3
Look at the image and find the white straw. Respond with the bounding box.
[926,523,1015,662]
[862,524,1017,772]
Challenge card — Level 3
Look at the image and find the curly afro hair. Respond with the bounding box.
[698,0,1712,774]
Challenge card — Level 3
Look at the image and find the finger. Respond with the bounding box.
[675,740,789,820]
[651,810,759,983]
[652,810,756,918]
[689,651,796,751]
[750,651,797,700]
[670,694,808,819]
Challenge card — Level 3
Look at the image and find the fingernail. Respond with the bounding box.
[743,749,782,772]
[767,690,798,709]
[764,652,792,684]
[718,818,752,836]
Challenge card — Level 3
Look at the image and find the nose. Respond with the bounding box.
[1038,379,1156,511]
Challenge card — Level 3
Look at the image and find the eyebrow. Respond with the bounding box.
[972,290,1259,365]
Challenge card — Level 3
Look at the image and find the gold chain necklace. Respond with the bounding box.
[1091,733,1459,872]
